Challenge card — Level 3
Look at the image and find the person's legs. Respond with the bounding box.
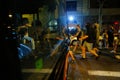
[73,45,77,52]
[71,40,79,52]
[112,39,119,53]
[80,41,87,59]
[87,42,99,57]
[69,50,75,61]
[81,46,86,58]
[89,50,99,57]
[93,47,99,52]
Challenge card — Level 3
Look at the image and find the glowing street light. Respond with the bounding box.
[68,15,74,21]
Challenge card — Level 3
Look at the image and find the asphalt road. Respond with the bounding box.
[67,49,120,80]
[20,40,120,80]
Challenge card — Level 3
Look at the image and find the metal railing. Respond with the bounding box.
[48,39,70,80]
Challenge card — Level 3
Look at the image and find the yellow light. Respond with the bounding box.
[8,14,12,18]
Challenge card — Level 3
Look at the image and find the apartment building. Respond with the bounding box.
[57,0,120,28]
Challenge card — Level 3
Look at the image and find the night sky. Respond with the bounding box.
[90,0,120,8]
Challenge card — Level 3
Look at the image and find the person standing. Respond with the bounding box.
[17,18,35,50]
[17,18,36,58]
[107,25,114,48]
[72,24,82,52]
[80,23,99,59]
[102,29,109,49]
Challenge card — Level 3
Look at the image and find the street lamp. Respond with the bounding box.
[68,15,74,21]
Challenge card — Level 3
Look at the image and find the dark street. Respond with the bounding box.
[68,52,120,80]
[20,40,120,80]
[1,0,120,80]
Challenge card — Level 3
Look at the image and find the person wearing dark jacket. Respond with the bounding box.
[80,23,99,59]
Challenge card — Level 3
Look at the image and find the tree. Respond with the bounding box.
[97,0,106,31]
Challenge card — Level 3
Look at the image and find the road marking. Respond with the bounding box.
[22,68,52,73]
[88,70,120,77]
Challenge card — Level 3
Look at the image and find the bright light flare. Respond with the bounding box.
[8,14,13,18]
[68,26,75,31]
[68,16,74,21]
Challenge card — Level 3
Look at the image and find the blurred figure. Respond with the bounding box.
[32,20,45,49]
[71,24,83,52]
[58,26,76,62]
[17,18,36,58]
[102,29,109,49]
[80,23,99,59]
[110,27,119,53]
[94,22,100,47]
[118,26,120,45]
[98,34,103,49]
[17,18,35,50]
[31,20,42,41]
[107,25,114,48]
[38,28,46,48]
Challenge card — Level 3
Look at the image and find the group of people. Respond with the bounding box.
[79,23,100,59]
[101,25,120,54]
[17,17,100,60]
[17,17,120,60]
[61,22,100,62]
[62,22,120,61]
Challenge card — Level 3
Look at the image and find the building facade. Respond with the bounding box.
[57,0,120,28]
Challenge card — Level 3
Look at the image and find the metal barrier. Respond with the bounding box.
[48,39,70,80]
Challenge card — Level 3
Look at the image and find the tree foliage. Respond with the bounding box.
[15,0,57,13]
